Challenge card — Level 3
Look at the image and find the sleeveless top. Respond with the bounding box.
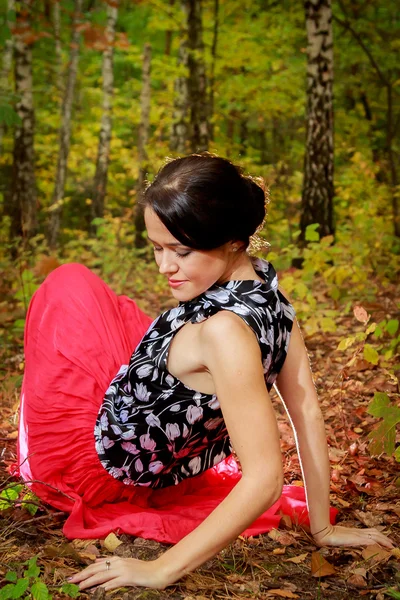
[95,258,295,489]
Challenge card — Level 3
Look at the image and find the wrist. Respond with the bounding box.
[155,554,186,588]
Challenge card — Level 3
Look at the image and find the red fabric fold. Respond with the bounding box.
[18,263,337,543]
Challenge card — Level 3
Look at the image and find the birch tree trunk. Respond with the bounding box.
[10,0,37,240]
[187,0,209,152]
[91,0,119,224]
[53,0,63,101]
[48,0,83,249]
[0,0,16,153]
[170,3,189,153]
[134,43,152,248]
[299,0,334,243]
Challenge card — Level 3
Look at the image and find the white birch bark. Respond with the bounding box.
[48,0,83,248]
[92,0,119,222]
[300,0,334,241]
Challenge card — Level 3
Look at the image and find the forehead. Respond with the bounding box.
[144,207,181,245]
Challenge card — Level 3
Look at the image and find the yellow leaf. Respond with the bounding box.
[285,553,308,564]
[103,532,123,552]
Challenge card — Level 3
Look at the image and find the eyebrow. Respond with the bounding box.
[147,237,186,248]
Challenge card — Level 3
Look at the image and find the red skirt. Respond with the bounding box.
[18,263,337,543]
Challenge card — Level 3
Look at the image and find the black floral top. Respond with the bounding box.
[95,258,295,489]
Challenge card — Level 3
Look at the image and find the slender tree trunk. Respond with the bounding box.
[10,0,37,241]
[299,0,334,244]
[164,0,175,56]
[208,0,219,141]
[386,84,400,237]
[170,4,189,153]
[0,0,16,153]
[187,0,209,152]
[48,0,83,249]
[91,0,119,224]
[134,43,152,248]
[53,0,63,102]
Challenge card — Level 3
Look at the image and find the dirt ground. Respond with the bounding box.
[1,276,399,600]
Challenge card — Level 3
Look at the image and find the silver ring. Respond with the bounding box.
[106,560,111,571]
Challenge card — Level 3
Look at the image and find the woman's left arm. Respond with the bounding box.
[71,312,286,591]
[276,319,394,549]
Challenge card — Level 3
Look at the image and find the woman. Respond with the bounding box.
[19,154,393,592]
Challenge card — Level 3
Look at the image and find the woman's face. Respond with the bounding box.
[144,207,236,301]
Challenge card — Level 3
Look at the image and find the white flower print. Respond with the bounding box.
[160,389,174,400]
[149,330,159,339]
[95,439,104,454]
[166,306,185,322]
[170,403,181,412]
[151,367,159,382]
[165,374,175,387]
[188,456,201,475]
[135,382,151,402]
[249,293,267,304]
[208,395,220,410]
[111,424,122,435]
[170,318,186,331]
[187,405,203,424]
[136,363,154,379]
[140,433,156,451]
[135,458,144,472]
[149,460,164,474]
[193,392,202,406]
[166,423,180,440]
[120,427,136,440]
[120,409,129,423]
[146,413,161,427]
[100,412,109,430]
[182,423,189,438]
[121,441,140,454]
[213,451,226,465]
[228,303,250,316]
[109,466,125,478]
[205,289,230,303]
[103,436,114,450]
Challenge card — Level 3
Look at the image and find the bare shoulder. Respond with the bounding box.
[198,310,261,364]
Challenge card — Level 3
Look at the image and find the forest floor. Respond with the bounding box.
[0,262,399,600]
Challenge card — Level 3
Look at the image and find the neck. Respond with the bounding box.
[219,253,264,284]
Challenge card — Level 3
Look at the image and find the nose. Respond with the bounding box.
[158,250,179,276]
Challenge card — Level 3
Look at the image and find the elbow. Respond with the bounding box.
[244,468,283,510]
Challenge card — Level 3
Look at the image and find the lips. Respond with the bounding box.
[168,279,186,288]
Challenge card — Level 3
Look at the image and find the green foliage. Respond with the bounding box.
[367,392,400,460]
[0,484,23,510]
[0,483,40,515]
[0,558,80,600]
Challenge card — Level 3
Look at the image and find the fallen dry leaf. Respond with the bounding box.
[273,547,286,555]
[347,574,368,588]
[266,590,299,599]
[361,544,391,564]
[353,305,369,324]
[391,548,400,560]
[354,510,384,527]
[42,543,90,565]
[311,552,336,577]
[103,532,123,552]
[285,553,308,564]
[268,529,297,546]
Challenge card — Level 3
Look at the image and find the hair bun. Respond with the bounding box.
[242,177,266,236]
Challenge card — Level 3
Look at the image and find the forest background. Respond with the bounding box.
[0,1,400,599]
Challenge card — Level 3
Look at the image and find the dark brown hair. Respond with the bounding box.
[143,153,266,250]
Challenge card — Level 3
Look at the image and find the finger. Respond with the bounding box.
[78,573,118,591]
[69,562,114,584]
[100,579,126,592]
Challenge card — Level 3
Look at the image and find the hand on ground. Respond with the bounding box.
[314,524,395,549]
[68,556,168,591]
